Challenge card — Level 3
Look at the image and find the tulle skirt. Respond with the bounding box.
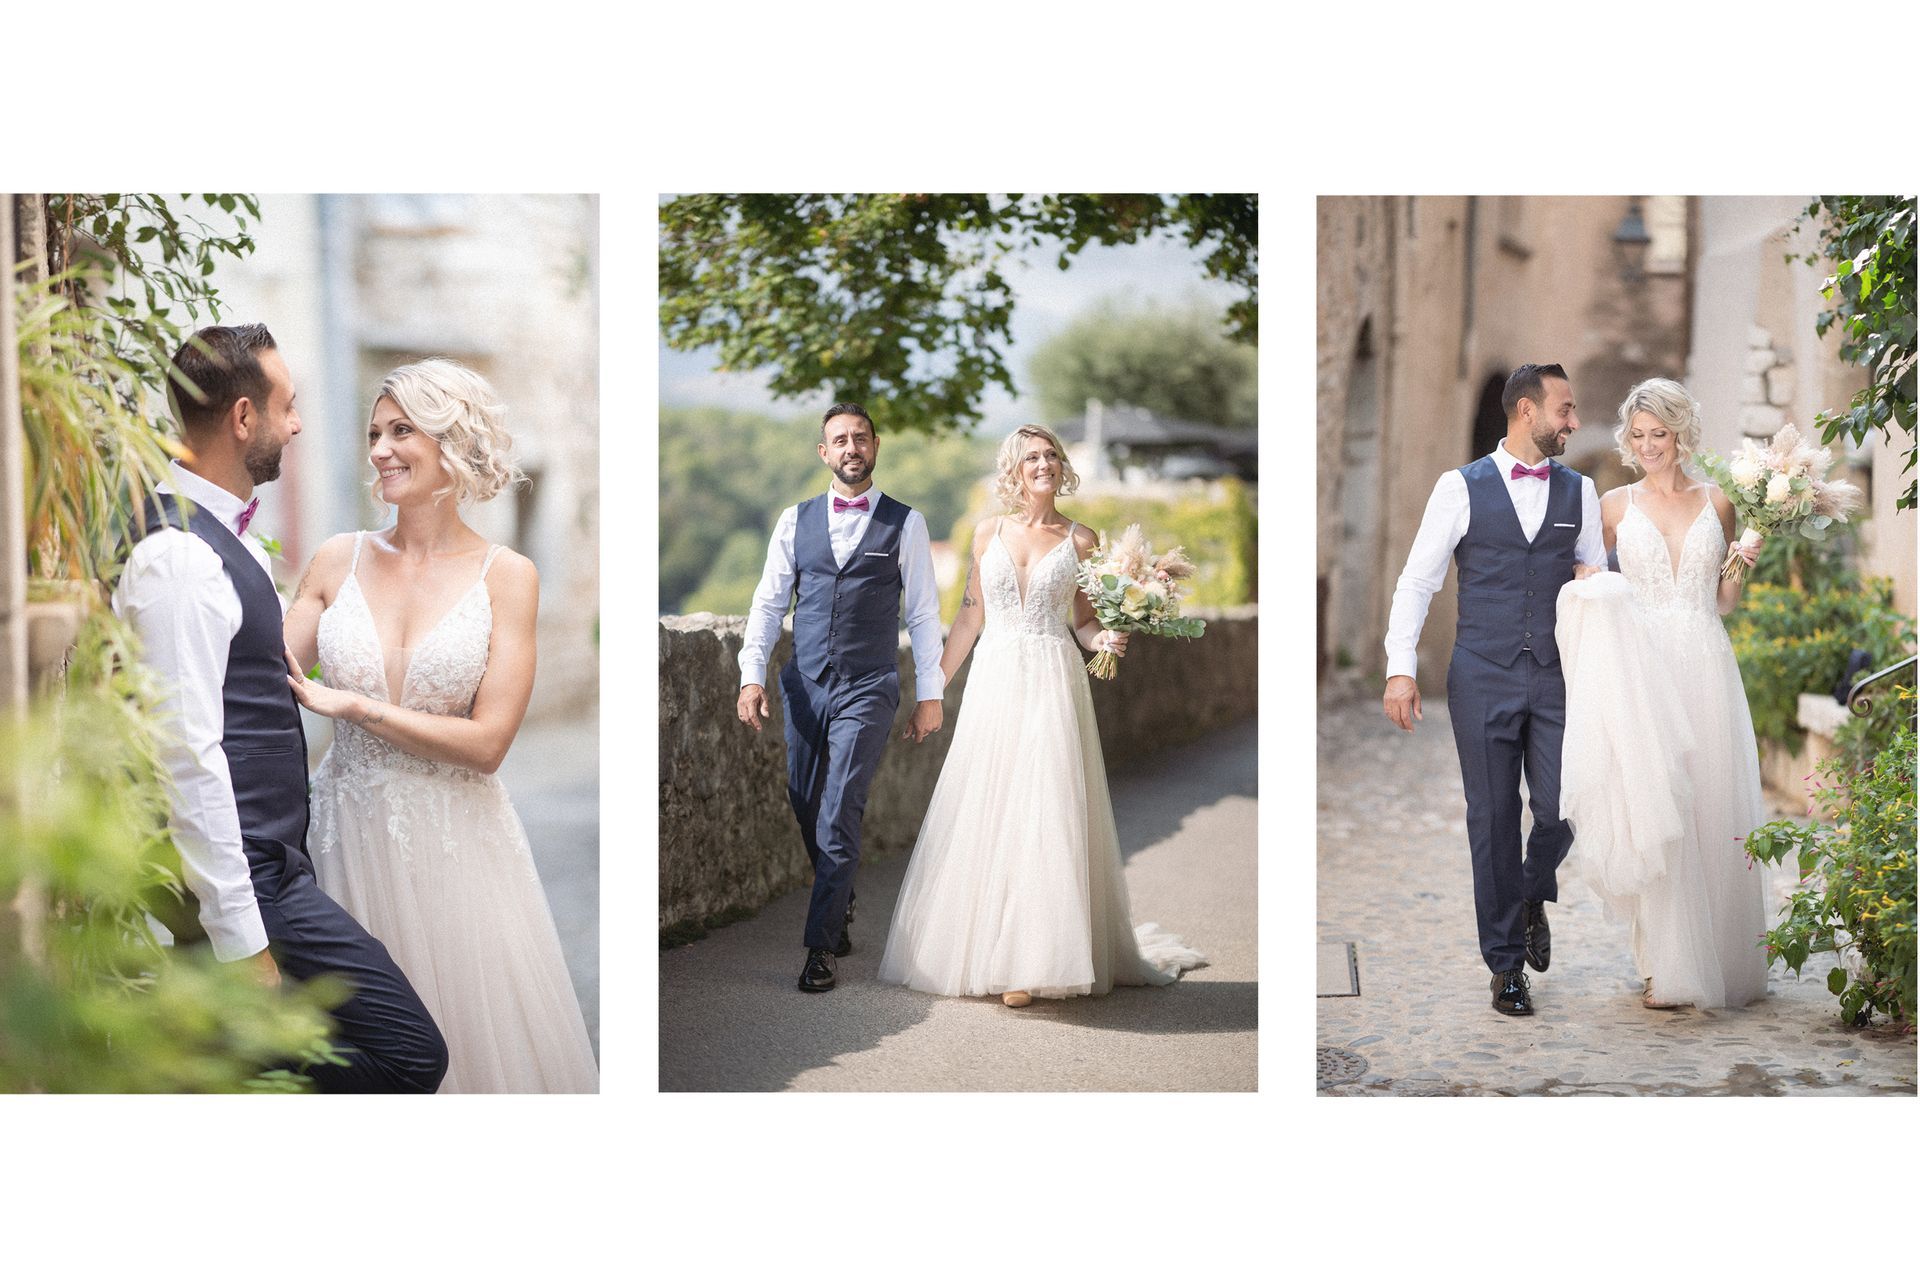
[878,628,1204,998]
[1559,578,1769,1008]
[310,757,599,1092]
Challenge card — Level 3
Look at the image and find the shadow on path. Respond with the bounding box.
[661,716,1258,1092]
[1111,717,1257,860]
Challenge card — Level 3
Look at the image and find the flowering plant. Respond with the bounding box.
[1073,524,1205,680]
[1698,423,1864,583]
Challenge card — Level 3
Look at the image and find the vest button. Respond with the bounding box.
[1526,590,1534,597]
[1525,631,1533,638]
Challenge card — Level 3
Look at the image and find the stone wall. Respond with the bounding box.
[659,607,1258,938]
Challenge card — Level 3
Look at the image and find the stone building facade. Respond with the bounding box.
[1317,195,1691,680]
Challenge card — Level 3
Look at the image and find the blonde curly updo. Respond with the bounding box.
[992,423,1080,515]
[371,359,526,505]
[1614,377,1703,471]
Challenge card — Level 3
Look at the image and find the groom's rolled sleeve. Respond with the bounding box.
[1384,471,1469,681]
[1576,476,1606,567]
[114,535,268,962]
[739,506,798,689]
[898,511,946,702]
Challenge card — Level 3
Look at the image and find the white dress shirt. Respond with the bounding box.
[1384,443,1607,681]
[111,462,276,961]
[739,485,946,702]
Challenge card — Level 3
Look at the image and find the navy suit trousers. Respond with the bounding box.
[1445,645,1571,973]
[248,837,449,1093]
[779,661,900,951]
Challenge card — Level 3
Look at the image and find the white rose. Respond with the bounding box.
[1766,474,1793,505]
[1728,455,1763,488]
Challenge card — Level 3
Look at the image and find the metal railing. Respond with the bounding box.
[1847,653,1918,717]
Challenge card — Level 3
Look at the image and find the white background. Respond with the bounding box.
[5,1,1917,1274]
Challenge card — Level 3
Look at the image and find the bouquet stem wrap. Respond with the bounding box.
[1720,527,1763,583]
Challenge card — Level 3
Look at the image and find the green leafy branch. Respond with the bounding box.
[1790,195,1917,510]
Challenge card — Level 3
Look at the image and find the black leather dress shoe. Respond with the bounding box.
[833,925,853,959]
[798,948,836,993]
[1524,900,1551,972]
[1491,969,1534,1016]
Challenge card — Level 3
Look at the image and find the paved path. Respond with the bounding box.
[1317,677,1915,1096]
[498,706,600,1056]
[660,718,1258,1091]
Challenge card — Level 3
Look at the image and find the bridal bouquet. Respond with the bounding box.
[1074,524,1205,680]
[1698,424,1864,583]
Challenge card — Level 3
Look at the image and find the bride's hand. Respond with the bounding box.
[1734,534,1764,567]
[1099,630,1129,656]
[1572,564,1606,580]
[285,645,362,721]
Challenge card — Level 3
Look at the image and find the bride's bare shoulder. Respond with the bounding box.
[1599,484,1632,516]
[294,532,360,602]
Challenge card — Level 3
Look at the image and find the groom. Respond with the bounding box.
[1381,363,1606,1016]
[736,402,946,993]
[113,323,448,1090]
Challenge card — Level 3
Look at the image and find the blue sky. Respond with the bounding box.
[659,219,1244,430]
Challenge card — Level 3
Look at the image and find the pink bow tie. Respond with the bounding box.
[1509,462,1551,481]
[237,497,260,533]
[832,496,869,513]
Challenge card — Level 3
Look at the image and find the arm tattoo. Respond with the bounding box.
[961,556,979,608]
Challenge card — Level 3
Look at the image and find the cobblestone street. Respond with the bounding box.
[1317,676,1915,1096]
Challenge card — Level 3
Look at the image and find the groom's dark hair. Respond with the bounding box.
[168,323,279,437]
[1501,363,1569,420]
[822,401,875,437]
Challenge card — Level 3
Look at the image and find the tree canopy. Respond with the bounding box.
[1027,301,1256,429]
[659,194,1257,434]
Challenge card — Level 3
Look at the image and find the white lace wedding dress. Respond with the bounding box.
[877,520,1205,999]
[1558,488,1769,1008]
[309,534,599,1091]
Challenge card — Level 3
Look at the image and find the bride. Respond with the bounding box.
[1559,377,1769,1010]
[282,359,599,1091]
[877,424,1204,1005]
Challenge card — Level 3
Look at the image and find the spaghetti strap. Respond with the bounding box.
[348,530,365,576]
[479,543,506,582]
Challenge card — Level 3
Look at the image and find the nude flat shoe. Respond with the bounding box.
[1002,990,1033,1008]
[1642,977,1687,1010]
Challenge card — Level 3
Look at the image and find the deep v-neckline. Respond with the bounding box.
[339,538,494,700]
[1629,487,1713,581]
[996,520,1073,610]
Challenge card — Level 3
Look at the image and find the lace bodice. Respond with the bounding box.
[1614,488,1726,629]
[982,520,1080,642]
[315,533,503,781]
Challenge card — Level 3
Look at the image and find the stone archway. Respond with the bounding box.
[1334,318,1383,668]
[1470,371,1506,461]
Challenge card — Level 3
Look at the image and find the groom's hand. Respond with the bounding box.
[1383,675,1422,733]
[243,948,282,989]
[903,699,942,743]
[737,684,771,732]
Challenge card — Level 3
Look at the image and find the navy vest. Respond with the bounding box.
[1453,455,1581,668]
[790,492,909,682]
[141,492,310,850]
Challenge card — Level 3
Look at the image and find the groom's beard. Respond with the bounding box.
[245,436,285,484]
[830,458,871,488]
[1531,422,1571,458]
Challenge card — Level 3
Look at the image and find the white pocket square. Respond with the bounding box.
[863,550,890,557]
[1553,522,1576,528]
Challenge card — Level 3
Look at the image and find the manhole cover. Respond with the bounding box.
[1318,1046,1369,1088]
